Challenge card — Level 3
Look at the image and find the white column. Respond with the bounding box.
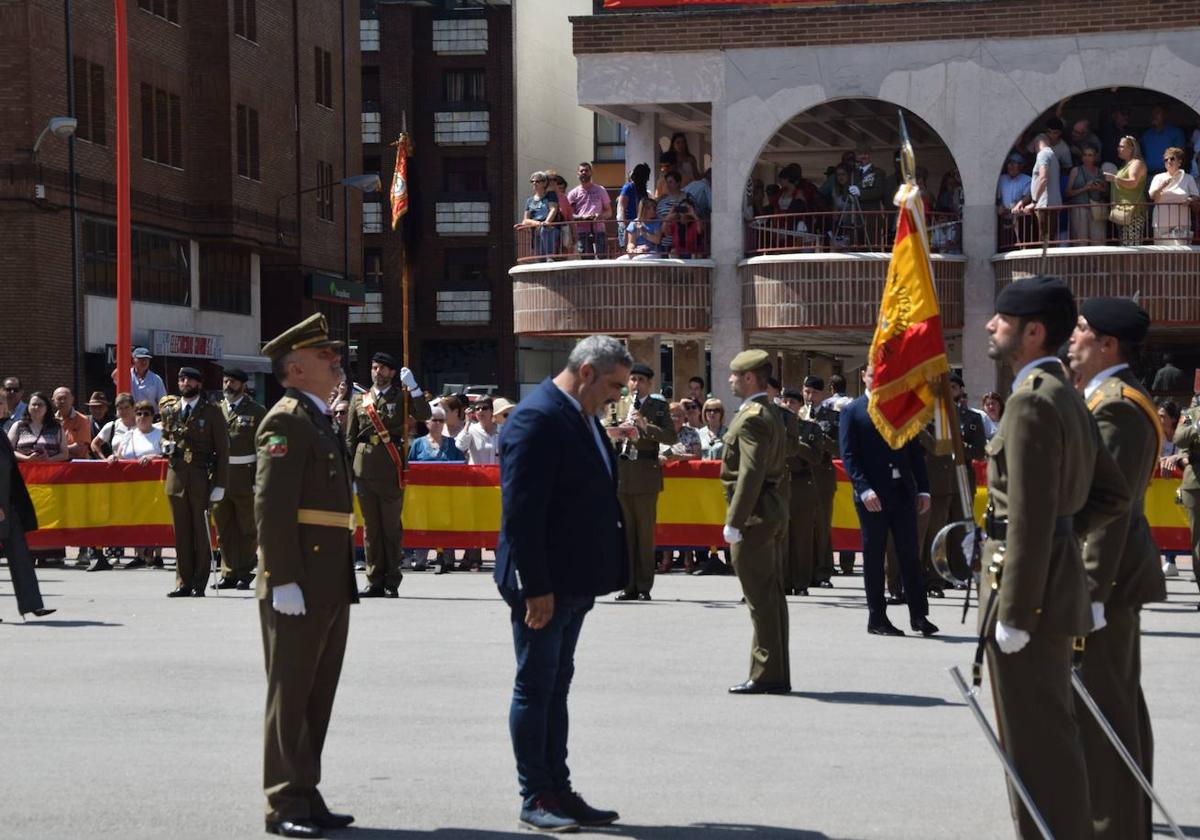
[960,203,997,395]
[708,105,744,393]
[624,112,660,175]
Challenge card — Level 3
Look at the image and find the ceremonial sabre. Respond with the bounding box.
[948,666,1055,840]
[1069,671,1185,840]
[204,508,219,597]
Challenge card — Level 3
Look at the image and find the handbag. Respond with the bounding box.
[1109,203,1134,225]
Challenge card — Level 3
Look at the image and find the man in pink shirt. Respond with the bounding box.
[567,162,612,258]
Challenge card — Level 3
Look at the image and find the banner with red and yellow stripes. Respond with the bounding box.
[17,461,1193,552]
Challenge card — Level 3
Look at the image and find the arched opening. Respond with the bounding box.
[996,87,1200,251]
[744,99,963,257]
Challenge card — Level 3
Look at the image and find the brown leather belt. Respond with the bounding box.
[297,509,355,531]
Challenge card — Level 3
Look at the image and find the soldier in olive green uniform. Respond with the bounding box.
[346,351,430,598]
[255,314,358,838]
[1174,397,1200,597]
[160,366,230,598]
[603,363,675,601]
[723,350,790,695]
[979,277,1129,840]
[213,367,267,590]
[781,388,820,595]
[800,379,840,585]
[1068,297,1167,840]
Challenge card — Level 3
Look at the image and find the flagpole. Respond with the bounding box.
[113,0,131,394]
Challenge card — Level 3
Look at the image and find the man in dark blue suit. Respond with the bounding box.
[494,335,631,833]
[839,366,939,637]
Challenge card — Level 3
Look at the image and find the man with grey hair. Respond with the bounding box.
[494,334,630,832]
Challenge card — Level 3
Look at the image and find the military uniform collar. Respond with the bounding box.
[738,392,768,411]
[299,390,332,416]
[1083,363,1130,400]
[1011,356,1062,392]
[373,384,394,400]
[180,395,200,411]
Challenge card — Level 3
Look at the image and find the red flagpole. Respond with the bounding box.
[114,0,131,393]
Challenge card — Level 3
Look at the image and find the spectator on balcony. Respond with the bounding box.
[997,152,1034,244]
[772,164,809,214]
[1104,135,1148,245]
[1141,105,1186,177]
[567,162,612,259]
[1149,146,1199,245]
[683,167,712,221]
[92,392,136,459]
[819,151,858,205]
[1068,119,1103,167]
[52,387,92,460]
[7,392,68,463]
[1027,133,1063,243]
[656,170,686,250]
[1026,116,1072,170]
[1100,106,1132,166]
[1065,143,1109,245]
[664,197,703,258]
[935,168,964,218]
[743,178,767,221]
[980,391,1004,440]
[516,171,560,259]
[622,197,664,259]
[1191,127,1200,180]
[698,398,727,460]
[548,172,575,255]
[665,132,700,186]
[617,163,652,248]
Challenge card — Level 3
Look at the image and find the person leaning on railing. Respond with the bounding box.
[1104,135,1148,245]
[1064,142,1109,245]
[515,171,560,259]
[621,198,663,258]
[1148,145,1200,245]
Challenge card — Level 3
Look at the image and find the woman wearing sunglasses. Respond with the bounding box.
[1149,145,1200,245]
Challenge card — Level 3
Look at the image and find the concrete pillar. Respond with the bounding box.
[961,203,998,395]
[672,339,704,394]
[709,102,744,403]
[624,113,660,179]
[627,335,661,386]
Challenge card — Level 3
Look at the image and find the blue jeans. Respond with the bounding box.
[499,585,594,807]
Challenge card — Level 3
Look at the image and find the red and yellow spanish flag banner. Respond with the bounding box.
[18,462,1192,552]
[866,183,950,447]
[390,132,412,230]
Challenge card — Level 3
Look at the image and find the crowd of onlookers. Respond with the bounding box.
[996,106,1200,248]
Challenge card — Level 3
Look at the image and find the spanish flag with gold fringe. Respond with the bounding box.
[390,132,411,230]
[866,183,950,448]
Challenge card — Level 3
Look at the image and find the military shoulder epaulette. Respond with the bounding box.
[740,401,765,417]
[276,396,300,412]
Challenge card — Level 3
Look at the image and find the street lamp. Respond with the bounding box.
[275,173,382,242]
[28,116,78,157]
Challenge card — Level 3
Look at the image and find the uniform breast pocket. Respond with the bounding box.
[307,440,343,490]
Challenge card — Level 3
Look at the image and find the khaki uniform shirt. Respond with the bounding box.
[346,384,431,488]
[221,396,267,495]
[159,394,230,495]
[721,395,787,530]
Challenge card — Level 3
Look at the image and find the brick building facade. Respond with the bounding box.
[352,0,516,396]
[0,0,363,401]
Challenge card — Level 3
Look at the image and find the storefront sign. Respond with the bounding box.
[307,272,365,306]
[151,330,223,359]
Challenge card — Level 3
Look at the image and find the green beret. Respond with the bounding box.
[730,349,771,373]
[261,313,343,361]
[1080,297,1150,343]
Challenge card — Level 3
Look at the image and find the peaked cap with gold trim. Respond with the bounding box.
[261,313,344,360]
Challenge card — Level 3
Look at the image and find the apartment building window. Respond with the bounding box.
[200,245,252,314]
[72,58,106,146]
[443,70,486,105]
[443,157,487,193]
[594,114,626,164]
[236,104,261,180]
[140,84,183,169]
[316,161,334,221]
[138,0,179,24]
[360,19,380,52]
[438,248,490,325]
[234,0,257,42]
[83,219,190,306]
[314,47,333,109]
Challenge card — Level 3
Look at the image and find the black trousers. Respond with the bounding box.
[854,484,928,624]
[1,509,46,615]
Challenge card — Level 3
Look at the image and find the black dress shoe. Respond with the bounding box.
[614,591,638,601]
[637,592,652,601]
[166,586,192,598]
[885,594,906,605]
[86,556,112,572]
[191,587,205,597]
[310,811,354,830]
[817,580,834,589]
[384,587,399,598]
[911,617,940,636]
[728,679,790,695]
[265,819,323,838]
[434,563,452,575]
[213,578,240,590]
[121,557,147,570]
[867,620,905,637]
[358,585,385,598]
[926,587,946,599]
[796,588,809,596]
[236,577,254,591]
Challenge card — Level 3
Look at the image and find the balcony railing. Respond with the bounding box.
[997,201,1200,251]
[514,218,709,264]
[744,210,962,257]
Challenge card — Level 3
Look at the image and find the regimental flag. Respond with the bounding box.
[390,132,412,229]
[866,183,950,448]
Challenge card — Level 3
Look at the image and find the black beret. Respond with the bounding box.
[781,387,803,401]
[177,366,202,380]
[630,363,654,378]
[995,275,1076,320]
[222,367,248,383]
[803,375,824,390]
[949,372,965,387]
[767,376,782,390]
[1080,297,1150,343]
[372,351,399,369]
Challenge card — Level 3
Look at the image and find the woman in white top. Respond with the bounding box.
[453,397,499,466]
[93,393,136,459]
[115,400,163,464]
[1148,145,1200,245]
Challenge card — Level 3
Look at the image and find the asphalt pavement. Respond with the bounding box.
[2,555,1198,840]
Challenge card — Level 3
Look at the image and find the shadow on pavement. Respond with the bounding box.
[787,690,962,708]
[344,824,840,839]
[1143,630,1200,639]
[1153,823,1200,838]
[4,619,124,628]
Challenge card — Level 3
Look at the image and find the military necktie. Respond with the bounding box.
[182,404,191,423]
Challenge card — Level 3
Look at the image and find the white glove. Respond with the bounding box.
[723,524,743,545]
[399,367,419,393]
[848,185,861,198]
[960,528,981,564]
[994,621,1030,655]
[1090,602,1107,633]
[209,487,225,503]
[272,582,306,616]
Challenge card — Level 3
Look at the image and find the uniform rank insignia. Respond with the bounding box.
[267,435,288,457]
[197,418,206,428]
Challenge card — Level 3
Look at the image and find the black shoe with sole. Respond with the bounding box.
[867,619,905,637]
[554,789,618,827]
[637,592,652,601]
[384,587,399,598]
[614,591,637,601]
[265,819,323,838]
[518,794,579,833]
[86,556,112,572]
[121,557,147,570]
[911,617,940,636]
[213,578,240,590]
[358,585,385,598]
[166,586,192,598]
[728,679,791,695]
[236,576,254,591]
[310,811,354,830]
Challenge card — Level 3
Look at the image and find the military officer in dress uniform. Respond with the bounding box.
[604,362,675,601]
[979,276,1129,840]
[1068,297,1166,840]
[255,313,358,839]
[1173,391,1200,602]
[723,350,790,694]
[213,367,267,590]
[800,376,840,585]
[160,367,229,598]
[781,388,820,596]
[346,351,430,598]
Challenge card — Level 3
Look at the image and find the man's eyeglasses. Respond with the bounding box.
[704,408,722,414]
[135,410,153,417]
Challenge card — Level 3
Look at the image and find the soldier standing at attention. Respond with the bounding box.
[255,314,357,839]
[346,351,430,598]
[979,276,1129,840]
[781,387,820,596]
[605,362,675,601]
[723,350,790,694]
[803,375,840,584]
[213,368,267,590]
[1067,297,1166,840]
[160,367,229,598]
